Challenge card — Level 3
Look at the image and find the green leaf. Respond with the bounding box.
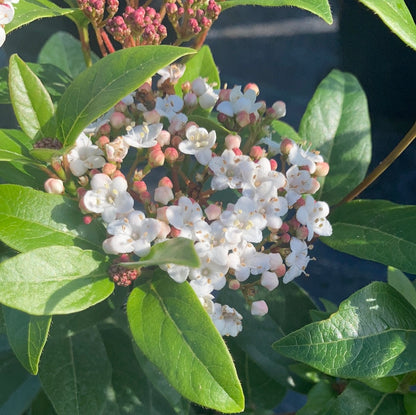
[0,246,114,315]
[0,63,72,104]
[388,266,416,310]
[0,129,34,163]
[3,306,51,375]
[404,393,416,415]
[127,269,244,413]
[38,326,112,415]
[359,376,402,394]
[29,390,57,415]
[101,327,181,415]
[324,200,416,275]
[124,237,200,268]
[297,380,337,415]
[298,69,372,205]
[358,0,416,51]
[56,45,195,146]
[8,55,56,140]
[273,282,416,378]
[221,0,333,24]
[0,184,106,252]
[5,0,77,35]
[271,119,302,143]
[175,45,220,94]
[38,31,100,79]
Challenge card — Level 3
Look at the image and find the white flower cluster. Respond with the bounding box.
[52,65,332,337]
[0,0,18,47]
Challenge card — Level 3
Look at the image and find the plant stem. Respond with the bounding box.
[94,26,108,56]
[77,25,93,67]
[101,30,115,53]
[336,120,416,206]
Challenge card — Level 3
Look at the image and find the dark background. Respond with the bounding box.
[1,0,415,412]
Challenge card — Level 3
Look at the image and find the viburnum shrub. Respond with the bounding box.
[0,0,416,414]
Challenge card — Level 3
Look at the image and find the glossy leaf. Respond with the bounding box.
[273,282,416,378]
[38,31,100,78]
[3,306,51,375]
[271,119,302,143]
[297,380,337,415]
[56,45,195,146]
[298,69,372,205]
[0,63,72,104]
[358,0,416,51]
[9,54,56,140]
[324,200,416,275]
[5,0,77,34]
[127,269,244,413]
[124,237,200,268]
[0,129,35,163]
[0,184,106,252]
[101,327,181,415]
[388,266,416,310]
[38,326,112,415]
[221,0,333,24]
[0,246,113,315]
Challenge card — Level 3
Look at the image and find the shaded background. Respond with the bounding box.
[1,0,416,412]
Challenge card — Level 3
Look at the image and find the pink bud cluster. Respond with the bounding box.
[78,0,118,25]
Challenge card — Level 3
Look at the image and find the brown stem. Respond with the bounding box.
[101,30,115,53]
[336,120,416,206]
[192,29,208,50]
[94,26,108,57]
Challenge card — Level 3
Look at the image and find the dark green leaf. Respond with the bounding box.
[56,45,195,146]
[123,237,200,269]
[359,376,402,394]
[404,393,416,415]
[388,266,416,310]
[3,306,51,375]
[8,55,56,140]
[5,0,77,35]
[324,200,416,275]
[358,0,416,51]
[38,326,112,415]
[221,0,333,24]
[0,184,106,252]
[0,129,34,163]
[101,327,180,415]
[0,161,48,189]
[0,63,72,104]
[0,246,113,315]
[271,119,302,143]
[297,380,337,415]
[38,31,100,78]
[298,69,372,205]
[29,390,57,415]
[273,282,416,378]
[127,269,244,413]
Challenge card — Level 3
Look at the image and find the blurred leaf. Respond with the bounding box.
[0,246,113,315]
[56,45,195,146]
[271,119,302,142]
[297,380,337,415]
[29,390,57,415]
[324,200,416,275]
[9,54,56,140]
[3,306,51,375]
[0,184,106,252]
[274,282,416,378]
[38,31,100,78]
[358,0,416,51]
[388,266,416,310]
[220,0,333,24]
[359,376,402,394]
[5,0,77,34]
[299,69,372,205]
[38,326,112,415]
[127,269,244,413]
[404,393,416,415]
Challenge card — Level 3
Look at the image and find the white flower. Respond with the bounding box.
[154,186,174,205]
[191,77,219,109]
[157,64,186,87]
[287,140,324,174]
[155,95,184,120]
[179,125,216,165]
[296,195,332,241]
[217,85,262,118]
[258,135,281,157]
[210,303,243,337]
[283,237,310,283]
[0,3,14,25]
[168,113,188,134]
[285,165,315,206]
[66,133,106,176]
[123,123,163,148]
[160,263,190,283]
[258,196,288,231]
[83,174,134,223]
[105,136,129,163]
[103,211,161,256]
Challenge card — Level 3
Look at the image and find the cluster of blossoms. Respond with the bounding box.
[43,65,332,337]
[0,0,18,47]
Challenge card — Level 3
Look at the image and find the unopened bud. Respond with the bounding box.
[309,178,321,194]
[314,162,330,177]
[170,226,181,237]
[97,135,110,148]
[280,138,294,155]
[251,300,268,316]
[244,83,259,96]
[165,147,179,163]
[269,158,278,170]
[157,130,171,146]
[296,225,309,240]
[133,180,147,194]
[205,203,222,221]
[44,178,65,194]
[149,148,165,167]
[272,101,286,118]
[225,134,241,150]
[97,123,111,136]
[280,233,291,244]
[114,100,128,112]
[154,186,174,205]
[228,279,240,290]
[250,145,264,160]
[184,92,198,108]
[83,215,93,225]
[143,109,161,124]
[102,163,117,176]
[159,176,173,188]
[236,111,250,128]
[261,271,279,291]
[158,221,171,238]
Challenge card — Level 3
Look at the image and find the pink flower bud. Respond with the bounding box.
[165,147,179,163]
[261,271,279,291]
[157,206,169,222]
[158,221,171,238]
[280,222,289,233]
[244,83,259,96]
[294,197,306,208]
[102,163,117,176]
[170,226,181,237]
[97,135,110,148]
[280,138,294,155]
[251,300,268,316]
[275,264,286,277]
[269,158,278,170]
[250,145,264,160]
[154,186,174,205]
[149,148,165,167]
[83,215,93,225]
[205,203,222,221]
[44,178,65,194]
[219,89,231,102]
[184,92,198,108]
[232,148,243,156]
[112,170,125,179]
[143,109,161,124]
[139,190,152,203]
[309,178,321,194]
[272,101,286,118]
[217,112,228,124]
[229,279,241,290]
[171,135,182,148]
[133,180,147,194]
[314,162,330,177]
[158,176,173,188]
[296,225,309,240]
[236,111,250,128]
[114,100,127,112]
[110,111,126,129]
[156,130,171,146]
[225,134,241,149]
